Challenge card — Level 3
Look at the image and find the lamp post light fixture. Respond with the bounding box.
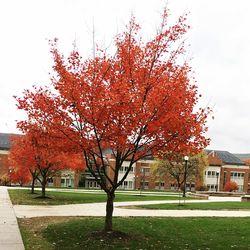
[216,171,220,192]
[183,156,189,199]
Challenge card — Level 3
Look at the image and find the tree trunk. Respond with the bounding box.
[177,181,181,192]
[31,177,35,194]
[104,192,115,232]
[41,177,46,198]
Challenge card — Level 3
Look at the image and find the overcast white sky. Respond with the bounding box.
[0,0,250,153]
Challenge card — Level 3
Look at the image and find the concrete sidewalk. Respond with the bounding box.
[14,195,249,219]
[0,186,24,250]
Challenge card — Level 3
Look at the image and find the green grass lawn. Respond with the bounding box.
[135,201,250,210]
[18,216,250,250]
[8,189,189,205]
[49,186,179,193]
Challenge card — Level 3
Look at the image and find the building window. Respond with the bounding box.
[231,172,244,180]
[144,181,149,189]
[121,180,134,190]
[48,178,53,184]
[120,166,134,173]
[238,185,243,192]
[207,171,221,178]
[207,184,216,191]
[143,168,150,176]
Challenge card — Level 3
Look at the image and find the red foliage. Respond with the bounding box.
[9,132,84,173]
[224,181,239,192]
[9,166,31,186]
[15,8,210,230]
[9,135,36,173]
[8,132,84,194]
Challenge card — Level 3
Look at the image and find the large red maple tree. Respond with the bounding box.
[16,9,210,231]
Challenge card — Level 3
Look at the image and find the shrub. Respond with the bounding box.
[0,174,10,186]
[224,181,239,192]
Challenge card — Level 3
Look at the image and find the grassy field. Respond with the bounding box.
[18,216,250,250]
[8,189,189,205]
[134,201,250,210]
[48,186,179,193]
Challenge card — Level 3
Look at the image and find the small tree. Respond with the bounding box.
[9,135,39,193]
[9,131,84,197]
[151,151,208,196]
[9,164,31,186]
[224,181,239,192]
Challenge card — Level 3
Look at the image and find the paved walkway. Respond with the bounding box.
[13,195,249,218]
[0,186,24,250]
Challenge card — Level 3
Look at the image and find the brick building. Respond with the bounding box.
[0,133,12,184]
[204,150,250,192]
[1,132,250,192]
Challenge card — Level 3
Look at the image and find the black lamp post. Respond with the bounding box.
[216,171,219,192]
[183,156,189,198]
[140,168,145,195]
